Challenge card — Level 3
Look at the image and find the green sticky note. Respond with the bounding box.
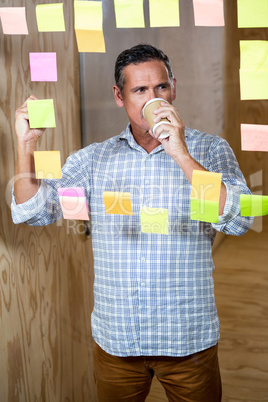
[114,0,145,28]
[36,3,65,32]
[34,151,62,179]
[237,0,268,28]
[149,0,180,27]
[240,194,268,217]
[140,207,168,235]
[27,99,56,128]
[190,199,219,223]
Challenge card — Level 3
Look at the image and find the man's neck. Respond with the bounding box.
[131,127,161,154]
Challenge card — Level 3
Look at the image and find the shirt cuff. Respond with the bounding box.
[214,182,240,226]
[11,183,48,224]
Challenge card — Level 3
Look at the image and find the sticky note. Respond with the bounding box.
[190,170,222,223]
[237,0,268,28]
[240,194,268,217]
[103,192,133,215]
[239,40,268,100]
[240,70,268,100]
[34,151,62,179]
[140,207,168,235]
[149,0,180,27]
[74,1,106,52]
[27,99,56,129]
[58,187,89,220]
[114,0,145,28]
[58,187,86,198]
[240,41,268,71]
[36,3,65,32]
[0,7,28,35]
[29,53,57,82]
[190,198,219,223]
[193,0,225,26]
[241,124,268,152]
[191,170,222,202]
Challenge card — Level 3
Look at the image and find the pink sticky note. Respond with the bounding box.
[193,0,225,26]
[58,187,86,198]
[59,196,89,220]
[241,124,268,152]
[29,53,57,82]
[0,7,28,35]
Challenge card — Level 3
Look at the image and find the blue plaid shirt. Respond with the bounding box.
[12,126,252,357]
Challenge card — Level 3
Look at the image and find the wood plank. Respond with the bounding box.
[0,1,96,400]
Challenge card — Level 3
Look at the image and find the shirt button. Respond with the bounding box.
[141,257,145,262]
[145,179,150,184]
[141,282,145,287]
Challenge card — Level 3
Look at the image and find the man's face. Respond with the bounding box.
[113,60,176,136]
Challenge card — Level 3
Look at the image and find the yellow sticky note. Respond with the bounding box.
[149,0,180,27]
[34,151,62,179]
[36,3,65,32]
[103,192,133,215]
[239,40,268,100]
[140,207,168,235]
[114,0,145,28]
[240,41,268,72]
[74,1,106,52]
[191,170,222,202]
[240,69,268,100]
[237,0,268,28]
[27,99,56,129]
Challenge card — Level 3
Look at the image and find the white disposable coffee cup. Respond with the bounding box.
[142,98,172,139]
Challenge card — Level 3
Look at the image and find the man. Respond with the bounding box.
[12,44,252,401]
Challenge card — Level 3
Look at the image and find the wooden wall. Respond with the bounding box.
[0,1,96,401]
[224,0,268,200]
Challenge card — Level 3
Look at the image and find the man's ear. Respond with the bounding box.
[113,85,124,108]
[172,78,177,101]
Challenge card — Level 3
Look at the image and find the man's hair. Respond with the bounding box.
[114,43,174,93]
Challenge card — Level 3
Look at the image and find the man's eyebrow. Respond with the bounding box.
[131,85,147,92]
[156,81,171,87]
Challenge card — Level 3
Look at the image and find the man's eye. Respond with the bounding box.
[136,88,145,93]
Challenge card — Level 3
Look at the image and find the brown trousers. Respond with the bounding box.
[93,341,222,402]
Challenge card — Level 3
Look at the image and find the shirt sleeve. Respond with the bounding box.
[11,146,92,226]
[207,136,253,235]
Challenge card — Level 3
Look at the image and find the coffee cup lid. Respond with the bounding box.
[142,98,168,117]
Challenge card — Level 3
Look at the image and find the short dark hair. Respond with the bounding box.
[114,44,174,93]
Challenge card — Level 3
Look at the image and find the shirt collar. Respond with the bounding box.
[118,124,190,153]
[117,124,164,155]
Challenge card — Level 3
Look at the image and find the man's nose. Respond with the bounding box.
[147,89,157,101]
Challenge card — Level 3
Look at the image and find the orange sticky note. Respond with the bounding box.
[103,192,133,215]
[74,1,106,53]
[191,170,222,202]
[34,151,62,179]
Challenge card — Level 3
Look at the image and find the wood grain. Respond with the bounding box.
[0,1,96,400]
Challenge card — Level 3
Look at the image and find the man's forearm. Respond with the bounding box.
[14,141,40,204]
